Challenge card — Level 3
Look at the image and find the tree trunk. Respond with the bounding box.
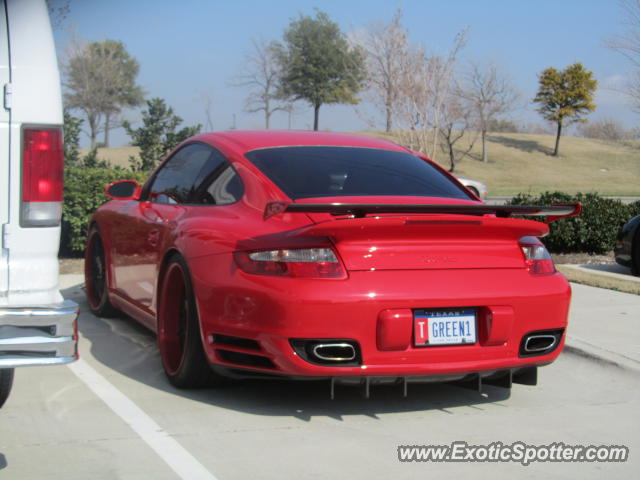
[385,102,392,133]
[104,113,110,148]
[430,126,438,161]
[265,99,270,129]
[481,129,488,163]
[313,103,320,131]
[88,115,98,149]
[448,142,456,172]
[553,120,563,156]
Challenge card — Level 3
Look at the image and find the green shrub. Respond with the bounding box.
[508,192,634,254]
[628,200,640,217]
[61,166,147,256]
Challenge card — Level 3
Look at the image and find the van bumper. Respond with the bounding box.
[0,300,78,367]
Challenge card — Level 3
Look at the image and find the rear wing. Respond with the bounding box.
[264,201,582,224]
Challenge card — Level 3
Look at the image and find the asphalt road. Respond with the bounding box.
[0,280,638,480]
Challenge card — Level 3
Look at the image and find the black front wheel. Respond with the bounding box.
[84,226,119,317]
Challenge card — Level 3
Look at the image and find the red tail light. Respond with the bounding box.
[21,127,64,227]
[234,248,347,279]
[519,236,556,275]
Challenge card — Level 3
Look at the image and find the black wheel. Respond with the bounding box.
[85,226,119,317]
[0,369,15,408]
[157,255,224,388]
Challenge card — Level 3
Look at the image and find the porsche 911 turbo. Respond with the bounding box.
[85,130,580,395]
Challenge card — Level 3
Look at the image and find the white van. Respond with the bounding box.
[0,0,78,406]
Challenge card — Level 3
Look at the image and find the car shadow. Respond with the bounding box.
[63,282,511,420]
[490,135,554,155]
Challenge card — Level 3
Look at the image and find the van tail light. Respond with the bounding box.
[519,236,556,275]
[234,248,347,279]
[21,127,64,227]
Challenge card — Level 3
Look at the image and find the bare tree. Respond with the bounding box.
[392,30,467,160]
[438,91,477,172]
[607,0,640,111]
[458,62,519,162]
[577,117,634,140]
[426,36,468,160]
[232,38,288,129]
[358,10,411,132]
[199,92,214,131]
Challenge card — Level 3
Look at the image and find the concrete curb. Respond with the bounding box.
[564,337,640,375]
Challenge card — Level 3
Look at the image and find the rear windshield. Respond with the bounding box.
[245,146,470,200]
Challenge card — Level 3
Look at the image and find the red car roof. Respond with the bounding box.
[192,130,407,153]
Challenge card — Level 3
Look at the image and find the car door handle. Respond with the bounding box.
[148,229,160,247]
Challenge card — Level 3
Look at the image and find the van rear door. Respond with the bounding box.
[0,0,11,296]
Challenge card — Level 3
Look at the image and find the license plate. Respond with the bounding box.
[414,309,477,346]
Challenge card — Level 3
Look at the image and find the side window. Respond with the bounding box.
[191,150,244,205]
[148,143,243,205]
[148,144,214,204]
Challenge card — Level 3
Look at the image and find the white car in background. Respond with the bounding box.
[456,176,488,201]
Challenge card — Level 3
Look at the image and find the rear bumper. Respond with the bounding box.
[0,299,79,367]
[191,258,571,379]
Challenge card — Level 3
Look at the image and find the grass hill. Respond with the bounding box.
[82,132,640,196]
[360,131,640,196]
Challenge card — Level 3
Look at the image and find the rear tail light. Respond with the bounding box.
[519,236,556,275]
[234,248,346,278]
[21,127,64,227]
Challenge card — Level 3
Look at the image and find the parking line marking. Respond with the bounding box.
[68,359,219,480]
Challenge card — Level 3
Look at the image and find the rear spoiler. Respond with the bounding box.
[264,201,582,224]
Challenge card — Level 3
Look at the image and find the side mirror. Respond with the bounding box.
[105,179,142,200]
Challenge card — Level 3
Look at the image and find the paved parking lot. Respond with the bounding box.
[0,279,638,479]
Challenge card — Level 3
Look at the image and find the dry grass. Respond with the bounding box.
[557,265,640,295]
[79,146,139,169]
[358,131,640,196]
[84,131,640,196]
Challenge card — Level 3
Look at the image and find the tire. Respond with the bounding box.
[84,226,119,317]
[0,369,15,408]
[157,254,224,388]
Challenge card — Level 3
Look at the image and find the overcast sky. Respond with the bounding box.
[51,0,638,147]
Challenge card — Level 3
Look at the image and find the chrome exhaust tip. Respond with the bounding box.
[312,343,357,362]
[290,339,361,366]
[524,335,558,353]
[519,329,564,357]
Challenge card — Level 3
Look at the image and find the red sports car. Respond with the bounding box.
[85,131,580,396]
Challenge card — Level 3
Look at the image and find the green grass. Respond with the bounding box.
[84,131,640,196]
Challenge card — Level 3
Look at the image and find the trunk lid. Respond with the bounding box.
[292,214,547,271]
